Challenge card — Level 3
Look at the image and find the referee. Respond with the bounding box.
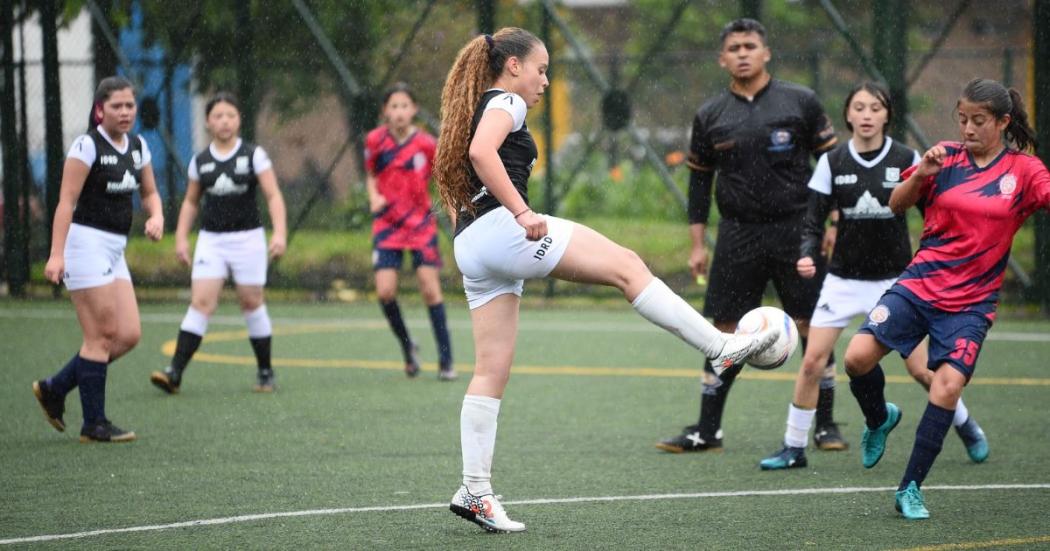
[657,18,842,453]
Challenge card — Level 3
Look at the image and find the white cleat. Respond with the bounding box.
[709,328,778,376]
[450,486,526,533]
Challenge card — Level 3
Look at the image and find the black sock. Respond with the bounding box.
[76,357,108,426]
[697,359,737,438]
[48,354,81,396]
[250,336,272,372]
[899,402,954,490]
[428,303,453,370]
[380,300,414,362]
[848,364,888,429]
[816,386,836,427]
[171,330,203,373]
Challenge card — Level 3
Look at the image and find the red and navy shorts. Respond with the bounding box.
[858,286,991,381]
[372,237,442,271]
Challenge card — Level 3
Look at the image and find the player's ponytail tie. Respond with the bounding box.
[484,34,494,51]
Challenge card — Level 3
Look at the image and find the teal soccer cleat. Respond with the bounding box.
[759,445,807,470]
[955,416,989,463]
[895,481,930,520]
[861,402,901,468]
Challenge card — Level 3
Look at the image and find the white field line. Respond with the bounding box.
[2,483,1049,545]
[1,309,1049,341]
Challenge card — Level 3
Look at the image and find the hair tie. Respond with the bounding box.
[484,34,494,50]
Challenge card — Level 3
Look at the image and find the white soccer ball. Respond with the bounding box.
[735,306,799,370]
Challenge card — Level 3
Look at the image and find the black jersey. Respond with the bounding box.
[801,138,920,280]
[454,89,537,236]
[193,141,263,232]
[71,127,144,236]
[688,79,837,223]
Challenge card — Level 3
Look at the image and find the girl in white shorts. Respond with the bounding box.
[431,28,777,534]
[149,92,286,394]
[33,76,164,443]
[760,82,986,472]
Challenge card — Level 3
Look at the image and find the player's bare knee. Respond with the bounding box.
[617,247,651,290]
[191,296,218,316]
[377,288,397,303]
[799,357,826,382]
[238,295,263,311]
[843,351,874,377]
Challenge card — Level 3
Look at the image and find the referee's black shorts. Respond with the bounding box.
[703,215,824,323]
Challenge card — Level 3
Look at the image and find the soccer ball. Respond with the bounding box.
[735,306,799,370]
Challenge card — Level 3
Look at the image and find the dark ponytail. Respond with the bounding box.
[1005,88,1037,153]
[88,75,134,129]
[959,78,1037,153]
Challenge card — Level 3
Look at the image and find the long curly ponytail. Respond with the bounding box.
[433,27,540,215]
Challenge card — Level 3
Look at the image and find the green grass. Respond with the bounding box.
[2,299,1050,549]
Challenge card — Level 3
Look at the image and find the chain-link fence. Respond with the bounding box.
[1,0,1040,299]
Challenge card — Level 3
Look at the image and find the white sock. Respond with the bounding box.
[952,398,969,427]
[785,404,815,449]
[180,307,209,336]
[461,394,501,496]
[244,304,272,338]
[631,278,724,357]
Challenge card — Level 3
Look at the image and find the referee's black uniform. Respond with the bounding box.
[688,78,837,322]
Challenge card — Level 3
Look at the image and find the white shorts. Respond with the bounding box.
[810,273,898,328]
[192,228,268,285]
[63,223,131,291]
[454,207,574,309]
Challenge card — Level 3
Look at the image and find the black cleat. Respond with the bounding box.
[80,419,136,443]
[814,422,849,451]
[149,367,182,394]
[404,342,421,378]
[253,369,276,393]
[655,425,723,453]
[32,380,66,432]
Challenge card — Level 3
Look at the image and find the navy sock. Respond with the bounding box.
[696,359,737,437]
[48,354,81,396]
[428,303,452,370]
[171,330,203,372]
[848,364,888,429]
[816,351,837,426]
[76,357,108,426]
[250,336,272,372]
[899,402,954,490]
[380,300,414,362]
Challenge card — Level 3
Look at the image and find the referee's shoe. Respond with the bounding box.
[655,426,723,453]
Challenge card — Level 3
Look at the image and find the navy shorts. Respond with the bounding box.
[372,240,442,271]
[858,287,991,380]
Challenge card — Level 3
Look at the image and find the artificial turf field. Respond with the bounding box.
[2,297,1049,550]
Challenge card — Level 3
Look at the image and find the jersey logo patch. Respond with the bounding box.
[200,162,216,174]
[885,167,900,183]
[999,174,1017,196]
[868,305,890,325]
[106,170,140,193]
[768,129,794,152]
[834,174,858,185]
[235,156,250,174]
[207,173,249,196]
[842,191,894,220]
[99,155,118,166]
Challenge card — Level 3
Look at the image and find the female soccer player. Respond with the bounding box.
[32,76,164,442]
[760,82,987,470]
[149,92,286,394]
[844,78,1047,519]
[434,27,775,533]
[365,83,454,380]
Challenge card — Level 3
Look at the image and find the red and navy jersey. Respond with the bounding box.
[364,126,438,250]
[897,141,1050,319]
